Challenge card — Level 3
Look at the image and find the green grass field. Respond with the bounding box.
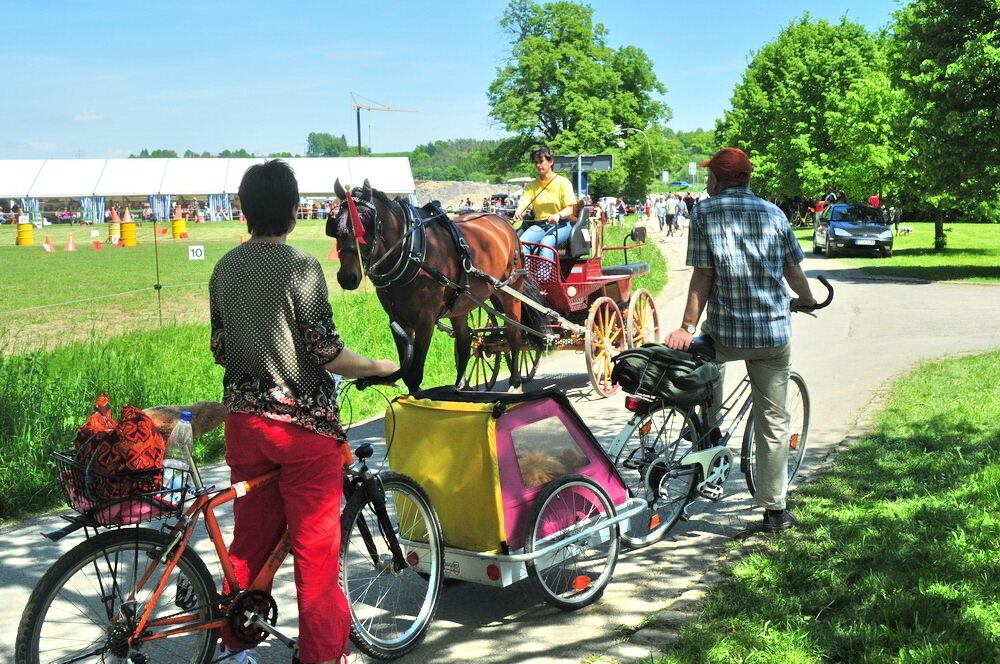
[654,350,1000,664]
[0,216,665,521]
[793,222,1000,282]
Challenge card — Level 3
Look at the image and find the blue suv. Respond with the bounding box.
[813,204,893,258]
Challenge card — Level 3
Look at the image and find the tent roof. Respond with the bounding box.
[160,158,233,195]
[0,159,46,198]
[28,159,108,197]
[94,158,169,196]
[0,157,415,198]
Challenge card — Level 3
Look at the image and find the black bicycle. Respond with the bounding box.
[609,277,834,547]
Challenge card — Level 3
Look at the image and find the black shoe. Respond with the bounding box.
[762,509,797,533]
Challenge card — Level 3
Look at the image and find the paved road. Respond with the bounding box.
[2,232,998,663]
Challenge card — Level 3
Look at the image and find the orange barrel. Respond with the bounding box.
[107,221,121,243]
[171,218,187,239]
[120,221,137,246]
[15,223,34,245]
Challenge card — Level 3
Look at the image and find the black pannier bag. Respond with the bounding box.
[610,343,721,408]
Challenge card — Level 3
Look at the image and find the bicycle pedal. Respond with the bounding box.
[696,481,724,501]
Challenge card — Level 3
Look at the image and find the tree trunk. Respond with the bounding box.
[934,218,947,251]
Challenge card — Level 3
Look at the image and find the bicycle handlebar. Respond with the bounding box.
[352,321,413,391]
[793,275,834,313]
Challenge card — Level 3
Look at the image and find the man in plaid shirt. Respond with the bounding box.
[666,148,816,533]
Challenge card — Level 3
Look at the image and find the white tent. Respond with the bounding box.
[0,157,415,199]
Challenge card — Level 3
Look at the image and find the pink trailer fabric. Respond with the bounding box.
[495,396,627,550]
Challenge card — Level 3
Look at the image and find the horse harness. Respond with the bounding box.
[349,195,521,321]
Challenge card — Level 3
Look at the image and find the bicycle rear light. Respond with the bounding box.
[625,396,653,413]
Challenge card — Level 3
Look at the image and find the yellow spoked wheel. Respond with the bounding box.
[625,288,660,348]
[464,308,503,391]
[584,296,626,397]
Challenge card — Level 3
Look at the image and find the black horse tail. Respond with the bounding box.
[518,274,550,339]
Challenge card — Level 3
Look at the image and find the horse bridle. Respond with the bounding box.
[339,192,426,288]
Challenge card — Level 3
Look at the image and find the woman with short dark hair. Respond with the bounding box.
[210,160,397,664]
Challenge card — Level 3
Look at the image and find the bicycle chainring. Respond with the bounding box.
[226,589,278,646]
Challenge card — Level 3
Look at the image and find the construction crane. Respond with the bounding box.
[350,92,417,154]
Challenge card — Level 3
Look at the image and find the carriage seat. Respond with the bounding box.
[562,205,594,260]
[602,263,649,277]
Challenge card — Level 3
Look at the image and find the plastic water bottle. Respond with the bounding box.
[163,411,193,504]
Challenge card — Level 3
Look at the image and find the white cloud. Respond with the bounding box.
[29,141,57,151]
[72,111,104,122]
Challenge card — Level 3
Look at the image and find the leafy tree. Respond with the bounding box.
[200,151,212,158]
[826,63,911,206]
[149,149,178,158]
[891,0,1000,248]
[716,15,881,199]
[306,132,349,157]
[487,0,670,198]
[219,149,253,158]
[183,149,199,158]
[268,152,295,158]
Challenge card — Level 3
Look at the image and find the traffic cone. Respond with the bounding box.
[326,242,339,261]
[156,227,168,235]
[110,208,121,223]
[180,232,189,239]
[122,208,132,223]
[239,235,247,244]
[65,235,77,251]
[239,212,247,224]
[91,240,103,250]
[42,236,55,253]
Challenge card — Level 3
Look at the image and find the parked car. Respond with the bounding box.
[666,180,691,188]
[813,204,893,258]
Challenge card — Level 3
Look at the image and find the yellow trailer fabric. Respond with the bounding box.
[385,396,508,553]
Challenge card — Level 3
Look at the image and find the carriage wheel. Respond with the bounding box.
[584,297,626,397]
[625,288,659,348]
[464,308,503,391]
[506,339,542,385]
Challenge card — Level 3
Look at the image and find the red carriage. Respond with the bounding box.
[463,203,660,396]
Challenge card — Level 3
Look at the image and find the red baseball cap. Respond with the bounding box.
[699,147,752,184]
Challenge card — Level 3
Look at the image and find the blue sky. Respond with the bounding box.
[2,0,899,159]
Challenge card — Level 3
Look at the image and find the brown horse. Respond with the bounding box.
[328,179,544,393]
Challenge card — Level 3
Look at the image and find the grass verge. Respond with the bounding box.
[793,222,1000,282]
[656,349,1000,664]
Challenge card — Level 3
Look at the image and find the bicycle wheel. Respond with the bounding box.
[16,527,217,664]
[340,471,443,660]
[525,474,619,611]
[742,371,811,497]
[615,406,702,548]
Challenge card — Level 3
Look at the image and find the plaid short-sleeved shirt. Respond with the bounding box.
[686,187,804,348]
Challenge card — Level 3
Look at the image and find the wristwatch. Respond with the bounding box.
[683,325,697,335]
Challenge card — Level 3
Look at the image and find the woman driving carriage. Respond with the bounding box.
[513,145,578,261]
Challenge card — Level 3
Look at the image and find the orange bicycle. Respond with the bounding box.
[16,329,445,664]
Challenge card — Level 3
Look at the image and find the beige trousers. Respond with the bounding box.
[711,340,792,511]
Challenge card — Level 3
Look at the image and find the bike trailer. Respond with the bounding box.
[385,388,630,582]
